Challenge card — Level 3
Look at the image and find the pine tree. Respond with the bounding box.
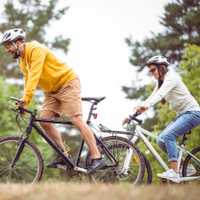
[123,0,200,100]
[126,0,200,70]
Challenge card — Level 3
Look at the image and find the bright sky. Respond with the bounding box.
[1,0,168,128]
[51,0,168,128]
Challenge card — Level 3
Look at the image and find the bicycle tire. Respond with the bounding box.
[86,136,145,185]
[140,152,153,184]
[182,146,200,178]
[0,136,44,183]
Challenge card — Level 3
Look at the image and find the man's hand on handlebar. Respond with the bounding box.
[15,99,27,114]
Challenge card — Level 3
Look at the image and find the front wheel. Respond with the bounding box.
[182,146,200,178]
[0,136,44,183]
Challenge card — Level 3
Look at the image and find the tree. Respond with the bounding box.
[123,0,200,100]
[126,0,200,69]
[0,0,70,77]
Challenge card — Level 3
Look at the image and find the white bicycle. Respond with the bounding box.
[99,113,200,184]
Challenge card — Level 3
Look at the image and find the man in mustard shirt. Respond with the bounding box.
[1,28,105,172]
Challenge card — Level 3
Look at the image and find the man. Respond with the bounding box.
[1,28,105,172]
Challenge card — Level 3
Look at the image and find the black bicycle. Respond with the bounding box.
[0,97,145,184]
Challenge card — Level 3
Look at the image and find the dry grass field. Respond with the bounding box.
[0,182,199,200]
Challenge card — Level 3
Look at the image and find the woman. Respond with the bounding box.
[133,55,200,181]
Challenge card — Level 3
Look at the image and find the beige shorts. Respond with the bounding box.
[41,78,82,118]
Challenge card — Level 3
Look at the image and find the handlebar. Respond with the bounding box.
[127,112,143,125]
[9,97,37,116]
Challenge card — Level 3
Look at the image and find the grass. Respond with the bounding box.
[0,182,199,200]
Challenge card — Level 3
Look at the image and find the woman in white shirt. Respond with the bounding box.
[134,55,200,181]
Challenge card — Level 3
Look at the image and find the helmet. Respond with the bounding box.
[0,28,26,45]
[146,55,169,67]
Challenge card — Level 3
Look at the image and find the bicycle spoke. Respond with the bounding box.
[0,137,43,183]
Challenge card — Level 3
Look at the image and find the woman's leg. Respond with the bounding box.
[157,111,200,171]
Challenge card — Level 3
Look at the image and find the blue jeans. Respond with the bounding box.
[157,110,200,161]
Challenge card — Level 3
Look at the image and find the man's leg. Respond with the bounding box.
[70,115,100,159]
[40,110,66,152]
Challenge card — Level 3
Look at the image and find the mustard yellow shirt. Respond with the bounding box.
[19,41,77,105]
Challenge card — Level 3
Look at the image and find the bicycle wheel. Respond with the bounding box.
[141,152,153,184]
[86,136,145,185]
[182,146,200,178]
[0,136,44,183]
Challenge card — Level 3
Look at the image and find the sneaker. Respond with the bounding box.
[157,169,180,183]
[88,158,107,174]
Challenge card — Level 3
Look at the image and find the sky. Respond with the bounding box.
[51,0,168,128]
[1,0,169,128]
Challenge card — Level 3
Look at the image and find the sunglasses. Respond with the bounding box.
[149,68,157,74]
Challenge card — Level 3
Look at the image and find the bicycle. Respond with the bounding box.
[0,97,145,184]
[99,113,200,184]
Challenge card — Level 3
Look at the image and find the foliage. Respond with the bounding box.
[0,0,70,77]
[0,77,21,134]
[123,0,200,101]
[125,0,200,69]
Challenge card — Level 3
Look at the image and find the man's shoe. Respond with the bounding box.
[88,158,106,174]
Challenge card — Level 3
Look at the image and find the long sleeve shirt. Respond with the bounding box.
[143,69,200,114]
[19,41,77,105]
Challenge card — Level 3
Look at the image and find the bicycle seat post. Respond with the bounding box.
[86,101,97,124]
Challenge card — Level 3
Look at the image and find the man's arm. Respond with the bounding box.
[22,47,46,105]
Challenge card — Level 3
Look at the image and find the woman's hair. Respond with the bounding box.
[157,64,168,104]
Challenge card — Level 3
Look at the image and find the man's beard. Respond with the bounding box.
[13,50,20,59]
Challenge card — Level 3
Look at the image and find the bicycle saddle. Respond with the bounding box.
[81,96,106,103]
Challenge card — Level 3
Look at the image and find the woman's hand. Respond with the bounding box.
[134,106,148,114]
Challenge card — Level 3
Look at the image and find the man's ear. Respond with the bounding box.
[15,39,24,47]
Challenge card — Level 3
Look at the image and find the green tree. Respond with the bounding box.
[0,77,21,134]
[123,0,200,100]
[126,0,200,69]
[0,0,70,77]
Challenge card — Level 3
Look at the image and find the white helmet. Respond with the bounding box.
[0,28,26,45]
[146,55,169,67]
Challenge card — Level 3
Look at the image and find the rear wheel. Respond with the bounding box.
[0,136,44,183]
[87,136,145,185]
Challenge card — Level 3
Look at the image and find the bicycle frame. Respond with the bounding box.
[135,125,169,170]
[11,97,118,174]
[133,124,200,182]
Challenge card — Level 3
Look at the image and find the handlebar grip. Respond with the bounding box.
[128,114,142,124]
[10,97,22,103]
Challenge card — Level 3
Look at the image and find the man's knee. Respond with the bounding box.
[70,115,85,127]
[40,110,56,129]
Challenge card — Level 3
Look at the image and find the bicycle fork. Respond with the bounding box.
[10,137,27,168]
[121,147,134,175]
